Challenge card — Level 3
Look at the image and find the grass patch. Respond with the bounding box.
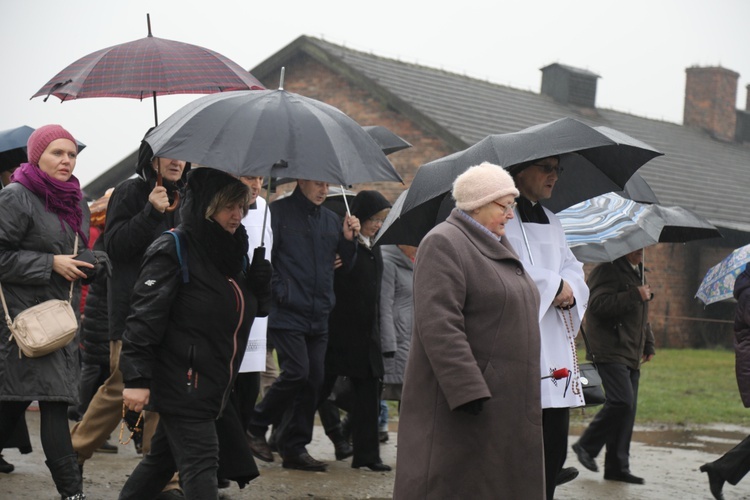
[571,348,750,427]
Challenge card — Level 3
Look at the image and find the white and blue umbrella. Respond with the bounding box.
[560,193,721,263]
[696,244,750,305]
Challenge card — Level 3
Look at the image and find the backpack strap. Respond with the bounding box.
[163,229,189,284]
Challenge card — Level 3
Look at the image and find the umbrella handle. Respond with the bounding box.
[156,172,180,213]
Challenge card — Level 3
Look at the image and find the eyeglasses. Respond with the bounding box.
[532,163,564,175]
[368,217,386,224]
[492,201,517,214]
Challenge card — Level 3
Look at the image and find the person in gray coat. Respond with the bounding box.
[0,125,98,500]
[394,162,544,499]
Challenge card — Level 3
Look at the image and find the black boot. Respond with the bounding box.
[326,429,353,460]
[46,454,85,499]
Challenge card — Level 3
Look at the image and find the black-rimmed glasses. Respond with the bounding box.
[532,163,564,175]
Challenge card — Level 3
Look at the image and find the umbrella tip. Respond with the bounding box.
[146,13,152,37]
[279,67,285,90]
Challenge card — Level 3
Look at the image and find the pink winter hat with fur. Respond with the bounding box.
[452,162,519,211]
[26,124,77,166]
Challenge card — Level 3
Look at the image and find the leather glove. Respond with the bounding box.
[93,250,112,279]
[247,246,272,292]
[383,351,396,359]
[455,397,489,416]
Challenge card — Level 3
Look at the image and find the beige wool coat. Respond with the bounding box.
[393,210,545,499]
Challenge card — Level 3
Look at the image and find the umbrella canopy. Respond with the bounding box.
[402,117,662,217]
[31,14,264,124]
[362,126,412,155]
[559,193,721,263]
[696,244,750,305]
[144,89,403,185]
[0,125,87,173]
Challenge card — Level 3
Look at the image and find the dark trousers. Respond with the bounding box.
[319,373,382,466]
[577,363,640,474]
[232,371,261,433]
[119,414,219,500]
[249,328,327,457]
[543,407,570,500]
[71,361,109,420]
[0,400,71,462]
[710,434,750,485]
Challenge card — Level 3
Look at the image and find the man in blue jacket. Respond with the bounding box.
[247,179,360,472]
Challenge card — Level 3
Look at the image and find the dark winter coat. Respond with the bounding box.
[120,169,261,420]
[0,182,89,404]
[379,245,414,389]
[103,146,187,341]
[394,210,544,499]
[583,256,656,370]
[733,269,750,407]
[326,240,384,378]
[269,187,356,333]
[80,236,109,365]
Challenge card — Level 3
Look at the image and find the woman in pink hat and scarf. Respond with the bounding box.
[0,124,101,499]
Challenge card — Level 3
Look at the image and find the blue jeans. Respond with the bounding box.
[378,400,389,432]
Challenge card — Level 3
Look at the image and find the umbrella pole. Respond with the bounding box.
[260,177,272,248]
[153,91,159,126]
[340,185,352,217]
[515,209,535,266]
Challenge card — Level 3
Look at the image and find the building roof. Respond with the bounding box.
[252,36,750,234]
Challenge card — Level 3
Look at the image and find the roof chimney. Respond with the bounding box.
[540,63,600,108]
[736,85,750,144]
[683,66,739,142]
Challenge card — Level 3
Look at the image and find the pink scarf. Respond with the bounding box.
[11,163,88,246]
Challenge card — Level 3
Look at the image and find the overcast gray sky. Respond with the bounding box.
[1,0,748,188]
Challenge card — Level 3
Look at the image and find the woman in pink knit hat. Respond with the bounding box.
[394,162,545,499]
[0,124,101,499]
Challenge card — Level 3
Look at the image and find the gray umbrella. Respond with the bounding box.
[144,89,403,186]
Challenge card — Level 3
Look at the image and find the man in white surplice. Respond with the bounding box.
[233,176,274,432]
[505,156,589,500]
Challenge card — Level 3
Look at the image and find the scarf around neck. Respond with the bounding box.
[12,163,87,246]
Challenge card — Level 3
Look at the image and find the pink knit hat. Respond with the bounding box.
[452,162,519,211]
[26,124,77,166]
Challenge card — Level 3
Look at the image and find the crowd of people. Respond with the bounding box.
[7,123,736,500]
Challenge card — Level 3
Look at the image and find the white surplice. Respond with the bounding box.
[239,196,273,373]
[505,207,589,408]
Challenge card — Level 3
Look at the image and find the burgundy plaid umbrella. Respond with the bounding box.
[31,14,264,125]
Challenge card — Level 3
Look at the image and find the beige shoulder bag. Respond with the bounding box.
[0,236,79,358]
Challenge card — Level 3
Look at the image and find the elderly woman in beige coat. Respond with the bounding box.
[393,162,544,499]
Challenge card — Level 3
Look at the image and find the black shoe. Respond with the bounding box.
[0,455,14,474]
[700,463,725,500]
[154,489,185,499]
[341,415,352,443]
[556,466,579,486]
[217,477,230,489]
[603,470,645,484]
[379,431,389,443]
[572,442,598,472]
[247,431,274,463]
[353,461,392,472]
[333,439,354,460]
[95,440,118,454]
[282,452,327,472]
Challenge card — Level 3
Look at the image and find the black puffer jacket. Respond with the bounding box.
[120,168,263,419]
[104,139,189,341]
[80,236,110,365]
[733,269,750,407]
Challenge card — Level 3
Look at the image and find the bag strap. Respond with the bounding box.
[0,235,78,327]
[164,229,189,284]
[579,323,597,364]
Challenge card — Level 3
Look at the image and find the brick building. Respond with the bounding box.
[86,36,750,348]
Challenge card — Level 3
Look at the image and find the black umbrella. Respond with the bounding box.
[362,126,412,155]
[376,118,662,246]
[0,125,87,173]
[145,89,402,186]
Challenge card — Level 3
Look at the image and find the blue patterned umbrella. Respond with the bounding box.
[696,244,750,305]
[560,193,720,263]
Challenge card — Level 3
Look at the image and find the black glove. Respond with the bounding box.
[247,246,272,291]
[455,397,489,416]
[92,250,112,279]
[383,351,396,359]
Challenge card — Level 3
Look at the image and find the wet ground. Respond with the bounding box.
[2,410,750,499]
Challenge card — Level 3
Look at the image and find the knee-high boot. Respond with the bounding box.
[46,453,85,499]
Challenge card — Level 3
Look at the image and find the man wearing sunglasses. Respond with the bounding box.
[505,156,590,500]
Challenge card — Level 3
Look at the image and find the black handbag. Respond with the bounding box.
[579,325,606,407]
